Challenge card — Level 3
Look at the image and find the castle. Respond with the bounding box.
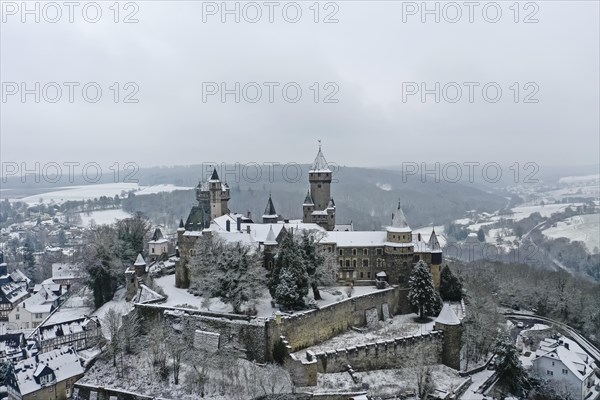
[175,146,442,290]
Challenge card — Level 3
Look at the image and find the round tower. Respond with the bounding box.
[434,303,462,370]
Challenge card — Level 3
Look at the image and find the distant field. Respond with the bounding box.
[79,209,132,226]
[543,213,600,253]
[10,183,192,205]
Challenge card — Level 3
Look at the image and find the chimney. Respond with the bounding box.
[247,210,252,219]
[236,217,242,232]
[246,226,251,234]
[226,220,230,232]
[564,342,569,350]
[418,233,422,241]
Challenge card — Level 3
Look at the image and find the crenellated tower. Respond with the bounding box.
[303,145,336,230]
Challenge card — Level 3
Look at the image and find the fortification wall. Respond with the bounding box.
[311,331,443,373]
[267,286,410,354]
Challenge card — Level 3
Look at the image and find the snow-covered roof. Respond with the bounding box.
[309,145,331,172]
[22,288,57,314]
[12,346,84,395]
[51,263,80,280]
[387,201,411,233]
[264,225,278,245]
[534,336,595,380]
[323,231,387,247]
[435,303,460,326]
[134,254,146,266]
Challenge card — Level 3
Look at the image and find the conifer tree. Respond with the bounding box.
[495,332,531,395]
[270,232,309,309]
[408,261,439,319]
[440,265,463,301]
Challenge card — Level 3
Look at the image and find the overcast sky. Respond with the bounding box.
[1,1,599,173]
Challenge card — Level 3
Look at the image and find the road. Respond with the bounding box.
[505,312,600,363]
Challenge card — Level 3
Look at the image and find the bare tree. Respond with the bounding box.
[121,308,140,354]
[102,307,123,367]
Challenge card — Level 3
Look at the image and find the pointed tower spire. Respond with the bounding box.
[429,227,441,251]
[310,142,331,172]
[265,224,278,245]
[303,190,314,205]
[388,199,411,232]
[262,195,278,223]
[263,195,277,217]
[210,167,220,181]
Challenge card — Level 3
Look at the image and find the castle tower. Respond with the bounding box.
[262,195,278,224]
[133,254,147,277]
[434,303,462,370]
[428,228,443,290]
[263,225,278,270]
[384,200,414,285]
[207,168,230,220]
[302,190,314,224]
[304,144,336,231]
[309,145,332,211]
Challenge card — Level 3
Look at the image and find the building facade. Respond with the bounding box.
[175,146,442,289]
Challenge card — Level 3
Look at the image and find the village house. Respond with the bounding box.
[36,314,101,354]
[532,336,598,400]
[8,287,59,330]
[0,254,31,321]
[0,333,27,363]
[6,346,84,400]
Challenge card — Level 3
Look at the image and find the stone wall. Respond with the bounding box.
[311,331,443,373]
[267,286,411,355]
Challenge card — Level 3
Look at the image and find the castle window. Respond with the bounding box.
[363,249,368,255]
[362,259,369,268]
[340,260,344,268]
[360,271,364,278]
[352,271,357,279]
[345,259,350,267]
[367,272,371,279]
[352,259,357,268]
[376,248,383,255]
[268,261,273,269]
[339,249,343,256]
[318,184,322,188]
[352,249,357,256]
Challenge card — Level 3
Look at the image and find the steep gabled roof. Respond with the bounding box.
[310,145,331,172]
[327,198,336,209]
[151,228,164,241]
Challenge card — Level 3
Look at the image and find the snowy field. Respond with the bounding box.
[153,274,383,318]
[79,209,132,226]
[494,203,582,221]
[316,365,465,398]
[543,213,600,253]
[14,183,191,205]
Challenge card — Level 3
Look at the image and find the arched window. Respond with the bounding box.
[352,259,357,268]
[345,259,350,267]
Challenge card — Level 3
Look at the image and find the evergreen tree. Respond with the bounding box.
[189,236,265,314]
[477,227,485,242]
[270,232,309,310]
[494,332,531,395]
[57,228,67,246]
[301,231,325,300]
[439,265,463,301]
[408,261,438,319]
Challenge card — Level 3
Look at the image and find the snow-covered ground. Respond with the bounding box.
[92,287,131,339]
[494,203,582,222]
[543,213,600,253]
[317,365,465,398]
[292,313,435,357]
[153,274,383,318]
[79,209,132,226]
[14,182,192,205]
